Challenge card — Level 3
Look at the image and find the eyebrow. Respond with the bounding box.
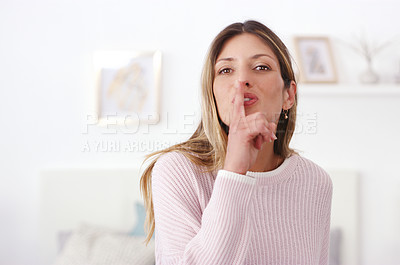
[216,53,275,64]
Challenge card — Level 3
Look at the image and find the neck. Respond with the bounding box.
[249,142,284,172]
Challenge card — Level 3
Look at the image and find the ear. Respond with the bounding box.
[283,81,297,109]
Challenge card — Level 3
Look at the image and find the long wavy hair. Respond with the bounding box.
[140,20,298,244]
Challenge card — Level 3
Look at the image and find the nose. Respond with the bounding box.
[236,80,251,89]
[237,69,252,88]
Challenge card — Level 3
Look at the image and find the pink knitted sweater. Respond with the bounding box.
[152,152,332,265]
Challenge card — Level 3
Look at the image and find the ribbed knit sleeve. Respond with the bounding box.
[152,152,256,265]
[318,171,333,265]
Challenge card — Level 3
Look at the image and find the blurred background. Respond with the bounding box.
[1,0,400,264]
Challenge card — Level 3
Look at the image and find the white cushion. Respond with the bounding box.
[54,224,155,265]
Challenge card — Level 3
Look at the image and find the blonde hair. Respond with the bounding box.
[140,20,298,244]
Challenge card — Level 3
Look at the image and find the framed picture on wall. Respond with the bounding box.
[294,37,337,83]
[92,50,162,126]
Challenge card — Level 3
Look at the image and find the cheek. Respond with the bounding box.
[260,77,285,120]
[259,81,280,104]
[267,75,285,98]
[213,83,231,124]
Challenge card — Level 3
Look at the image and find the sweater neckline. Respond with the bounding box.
[246,154,299,185]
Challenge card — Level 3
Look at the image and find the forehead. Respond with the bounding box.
[217,33,277,61]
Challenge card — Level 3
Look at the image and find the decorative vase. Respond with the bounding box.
[359,61,379,84]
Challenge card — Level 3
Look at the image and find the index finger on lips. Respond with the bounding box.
[228,81,246,131]
[231,81,246,120]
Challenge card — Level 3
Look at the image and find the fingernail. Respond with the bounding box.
[273,134,277,140]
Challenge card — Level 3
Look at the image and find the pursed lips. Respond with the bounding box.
[243,93,258,106]
[231,93,259,104]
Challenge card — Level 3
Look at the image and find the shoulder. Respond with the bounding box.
[152,151,215,209]
[152,151,213,189]
[153,151,202,176]
[295,154,333,190]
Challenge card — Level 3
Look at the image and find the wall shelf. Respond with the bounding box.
[298,84,400,97]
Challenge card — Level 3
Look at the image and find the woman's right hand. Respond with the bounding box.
[223,81,277,175]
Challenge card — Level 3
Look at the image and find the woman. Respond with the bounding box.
[140,20,332,265]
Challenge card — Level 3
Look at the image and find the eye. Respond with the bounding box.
[254,65,271,71]
[218,68,233,75]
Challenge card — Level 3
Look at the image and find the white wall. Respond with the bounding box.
[1,0,400,264]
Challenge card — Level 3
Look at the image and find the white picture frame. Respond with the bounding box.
[294,37,337,83]
[92,50,162,126]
